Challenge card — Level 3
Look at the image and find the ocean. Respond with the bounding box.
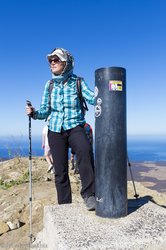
[0,136,43,160]
[0,135,166,162]
[127,136,166,162]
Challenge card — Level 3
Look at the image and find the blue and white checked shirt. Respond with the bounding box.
[34,74,95,132]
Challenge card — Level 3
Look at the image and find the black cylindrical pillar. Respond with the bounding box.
[95,67,127,218]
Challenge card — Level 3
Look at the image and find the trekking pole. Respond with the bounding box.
[26,100,33,244]
[127,155,139,199]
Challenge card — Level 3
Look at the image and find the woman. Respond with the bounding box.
[26,48,95,211]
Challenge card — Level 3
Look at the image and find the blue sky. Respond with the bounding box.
[0,0,166,138]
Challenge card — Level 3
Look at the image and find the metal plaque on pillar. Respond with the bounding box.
[95,67,127,218]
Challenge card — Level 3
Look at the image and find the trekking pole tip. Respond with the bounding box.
[134,193,139,199]
[29,233,35,244]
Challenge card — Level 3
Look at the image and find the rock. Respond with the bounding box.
[44,177,51,182]
[0,220,9,235]
[6,219,22,230]
[9,171,21,180]
[1,202,26,222]
[34,202,166,250]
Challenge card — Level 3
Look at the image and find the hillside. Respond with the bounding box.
[0,157,166,249]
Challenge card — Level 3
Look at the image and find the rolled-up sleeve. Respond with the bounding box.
[81,80,95,105]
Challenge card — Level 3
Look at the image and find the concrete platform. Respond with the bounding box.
[32,201,166,250]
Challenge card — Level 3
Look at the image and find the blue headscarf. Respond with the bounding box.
[52,68,73,83]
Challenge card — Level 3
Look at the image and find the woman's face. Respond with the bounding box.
[49,56,66,75]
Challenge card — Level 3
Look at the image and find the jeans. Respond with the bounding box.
[48,125,95,204]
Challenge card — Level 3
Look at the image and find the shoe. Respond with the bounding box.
[50,169,55,174]
[84,196,96,211]
[47,165,53,173]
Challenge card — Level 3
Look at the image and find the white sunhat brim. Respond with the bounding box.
[47,49,67,62]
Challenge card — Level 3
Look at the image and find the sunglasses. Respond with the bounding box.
[49,57,61,64]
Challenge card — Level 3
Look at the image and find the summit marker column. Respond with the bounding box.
[95,67,127,218]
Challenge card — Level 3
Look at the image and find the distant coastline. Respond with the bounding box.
[127,161,166,193]
[1,134,166,193]
[0,135,166,162]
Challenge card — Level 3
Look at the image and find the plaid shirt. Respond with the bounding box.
[34,74,95,132]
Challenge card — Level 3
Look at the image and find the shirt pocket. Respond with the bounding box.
[51,87,62,111]
[64,84,79,109]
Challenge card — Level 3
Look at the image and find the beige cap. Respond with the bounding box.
[47,48,68,62]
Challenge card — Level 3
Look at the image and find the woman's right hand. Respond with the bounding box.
[26,105,35,116]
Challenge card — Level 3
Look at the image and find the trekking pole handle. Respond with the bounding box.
[26,100,33,117]
[26,100,32,107]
